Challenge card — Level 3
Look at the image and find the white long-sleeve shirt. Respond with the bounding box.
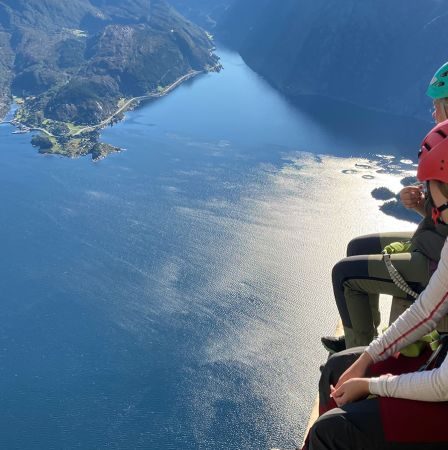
[367,238,448,402]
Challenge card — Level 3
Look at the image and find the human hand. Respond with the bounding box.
[399,185,425,209]
[335,352,373,390]
[330,378,370,407]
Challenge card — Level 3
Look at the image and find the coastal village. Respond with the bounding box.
[1,69,220,160]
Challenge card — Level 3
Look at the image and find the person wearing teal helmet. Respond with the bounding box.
[427,61,448,123]
[427,61,448,99]
[401,62,448,212]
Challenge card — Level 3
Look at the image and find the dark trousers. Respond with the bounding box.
[304,348,448,450]
[332,233,431,347]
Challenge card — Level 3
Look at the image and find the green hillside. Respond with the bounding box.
[0,0,219,158]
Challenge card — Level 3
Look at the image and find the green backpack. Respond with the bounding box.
[400,329,441,358]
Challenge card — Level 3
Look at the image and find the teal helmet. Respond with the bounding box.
[427,62,448,99]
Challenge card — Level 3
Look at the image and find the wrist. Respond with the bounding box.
[360,378,371,396]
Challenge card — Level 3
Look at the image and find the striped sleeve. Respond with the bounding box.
[369,354,448,401]
[366,238,448,364]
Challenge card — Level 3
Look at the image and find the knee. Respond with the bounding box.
[346,236,364,257]
[346,234,381,257]
[320,350,363,387]
[319,353,342,384]
[308,409,345,450]
[332,256,369,290]
[331,258,351,288]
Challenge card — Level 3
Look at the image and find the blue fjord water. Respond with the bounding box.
[0,48,428,449]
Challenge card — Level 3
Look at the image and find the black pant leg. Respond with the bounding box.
[309,399,384,450]
[318,347,365,408]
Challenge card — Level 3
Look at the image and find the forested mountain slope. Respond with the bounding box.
[0,0,217,123]
[218,0,448,120]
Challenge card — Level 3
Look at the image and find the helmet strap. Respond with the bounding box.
[432,202,448,224]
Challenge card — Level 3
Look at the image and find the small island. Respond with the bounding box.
[0,0,221,160]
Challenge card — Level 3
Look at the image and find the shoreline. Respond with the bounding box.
[7,64,221,159]
[0,101,11,123]
[72,68,208,136]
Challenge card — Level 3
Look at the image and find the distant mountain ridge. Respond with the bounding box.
[0,0,217,124]
[217,0,448,120]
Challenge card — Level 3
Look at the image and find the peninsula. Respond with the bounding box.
[0,0,220,159]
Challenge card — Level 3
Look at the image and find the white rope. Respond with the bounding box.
[382,253,419,299]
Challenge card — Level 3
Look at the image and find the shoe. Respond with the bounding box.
[321,335,346,354]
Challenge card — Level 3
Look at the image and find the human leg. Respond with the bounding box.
[346,232,414,257]
[308,397,448,450]
[306,347,448,450]
[346,232,415,332]
[332,251,430,348]
[323,233,416,353]
[307,399,383,450]
[318,347,365,411]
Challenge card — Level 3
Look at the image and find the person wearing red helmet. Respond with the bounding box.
[322,66,448,353]
[303,121,448,450]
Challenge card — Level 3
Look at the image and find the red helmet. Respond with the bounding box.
[417,119,448,183]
